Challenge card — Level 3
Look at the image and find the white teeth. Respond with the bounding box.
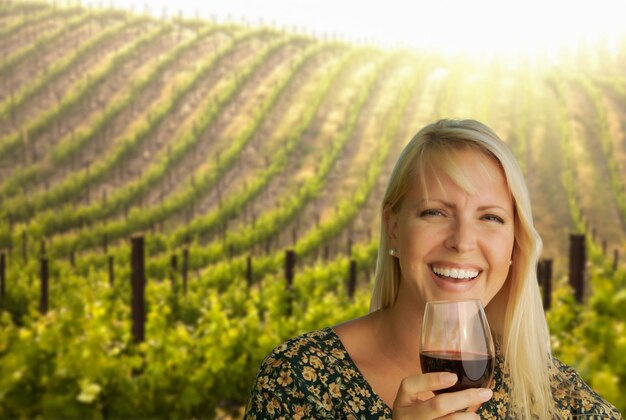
[432,266,479,279]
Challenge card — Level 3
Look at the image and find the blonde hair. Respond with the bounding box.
[371,119,560,419]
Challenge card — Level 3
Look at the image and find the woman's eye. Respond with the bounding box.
[420,209,445,217]
[482,214,505,223]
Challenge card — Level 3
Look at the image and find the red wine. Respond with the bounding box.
[420,350,494,394]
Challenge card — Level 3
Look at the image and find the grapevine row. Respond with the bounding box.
[21,33,320,255]
[0,22,170,165]
[570,73,626,226]
[0,16,148,123]
[159,54,419,290]
[0,7,117,80]
[0,3,64,42]
[0,24,246,223]
[165,48,358,247]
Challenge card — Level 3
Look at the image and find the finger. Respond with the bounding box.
[438,412,482,420]
[393,372,458,407]
[467,379,495,412]
[394,387,493,419]
[426,388,493,416]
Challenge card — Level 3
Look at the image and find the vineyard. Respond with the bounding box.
[0,0,625,418]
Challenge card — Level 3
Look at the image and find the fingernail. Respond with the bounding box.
[478,388,493,400]
[441,372,457,384]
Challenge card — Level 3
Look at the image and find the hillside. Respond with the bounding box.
[1,2,625,274]
[1,0,625,417]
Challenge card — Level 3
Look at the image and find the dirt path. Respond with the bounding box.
[0,20,145,140]
[567,81,626,251]
[1,14,110,104]
[599,85,626,193]
[80,30,237,206]
[3,25,175,195]
[217,52,374,254]
[154,40,325,222]
[266,56,402,252]
[38,28,196,185]
[136,33,294,213]
[526,80,572,271]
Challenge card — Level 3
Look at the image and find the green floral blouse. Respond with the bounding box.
[245,327,622,419]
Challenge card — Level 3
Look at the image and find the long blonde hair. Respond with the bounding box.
[371,119,559,419]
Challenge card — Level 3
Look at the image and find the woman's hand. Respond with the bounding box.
[392,372,493,419]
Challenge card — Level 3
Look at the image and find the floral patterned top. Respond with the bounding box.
[244,327,622,419]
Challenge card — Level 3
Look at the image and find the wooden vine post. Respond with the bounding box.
[40,256,49,314]
[537,259,553,310]
[285,249,296,315]
[569,234,586,304]
[182,248,189,295]
[246,255,253,288]
[0,253,5,301]
[22,231,27,263]
[170,254,178,291]
[131,236,146,343]
[347,259,357,299]
[108,255,114,287]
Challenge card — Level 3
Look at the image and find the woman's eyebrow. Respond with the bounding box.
[415,198,455,208]
[477,205,512,215]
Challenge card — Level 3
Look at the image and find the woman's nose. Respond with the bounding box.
[444,219,477,253]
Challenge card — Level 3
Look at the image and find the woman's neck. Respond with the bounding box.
[375,297,425,373]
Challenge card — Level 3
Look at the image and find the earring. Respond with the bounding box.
[389,248,396,256]
[509,259,513,266]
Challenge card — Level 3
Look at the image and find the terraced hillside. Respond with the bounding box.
[0,1,625,418]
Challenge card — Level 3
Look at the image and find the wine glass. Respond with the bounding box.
[420,299,495,394]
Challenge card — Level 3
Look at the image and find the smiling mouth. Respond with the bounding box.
[431,266,480,281]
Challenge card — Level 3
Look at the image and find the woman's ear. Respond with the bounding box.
[384,204,399,248]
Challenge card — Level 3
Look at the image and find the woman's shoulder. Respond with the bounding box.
[550,357,622,419]
[246,327,381,419]
[245,328,346,419]
[259,327,348,371]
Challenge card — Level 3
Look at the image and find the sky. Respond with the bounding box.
[75,0,626,56]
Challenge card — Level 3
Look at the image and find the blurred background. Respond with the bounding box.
[0,0,625,418]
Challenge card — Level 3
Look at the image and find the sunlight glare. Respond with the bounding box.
[77,0,625,59]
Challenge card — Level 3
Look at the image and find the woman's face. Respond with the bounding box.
[386,148,515,309]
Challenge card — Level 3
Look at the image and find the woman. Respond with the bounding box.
[245,119,621,419]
